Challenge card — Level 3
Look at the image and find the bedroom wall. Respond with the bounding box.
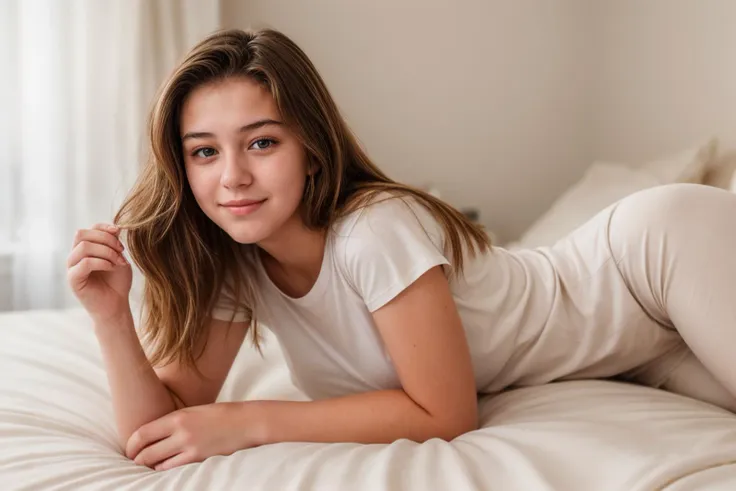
[592,0,736,163]
[220,0,597,243]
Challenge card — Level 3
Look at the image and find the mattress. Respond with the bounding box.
[2,309,736,490]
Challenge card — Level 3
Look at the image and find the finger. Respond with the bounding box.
[67,258,116,289]
[133,437,182,469]
[96,223,122,238]
[96,223,124,242]
[67,241,126,269]
[126,416,176,460]
[92,222,119,235]
[155,451,197,472]
[72,227,124,253]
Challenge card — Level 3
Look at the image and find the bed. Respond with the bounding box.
[2,308,736,491]
[2,140,736,490]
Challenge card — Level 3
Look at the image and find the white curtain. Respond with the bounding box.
[0,0,222,311]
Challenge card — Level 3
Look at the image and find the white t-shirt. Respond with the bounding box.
[212,194,679,400]
[211,194,521,399]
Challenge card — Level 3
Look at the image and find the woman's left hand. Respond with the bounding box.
[125,402,264,471]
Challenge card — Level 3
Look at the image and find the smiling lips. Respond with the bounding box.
[221,198,266,216]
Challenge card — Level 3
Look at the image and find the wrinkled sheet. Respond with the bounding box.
[2,308,736,490]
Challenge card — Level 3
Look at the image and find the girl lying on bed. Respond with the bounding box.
[66,28,736,471]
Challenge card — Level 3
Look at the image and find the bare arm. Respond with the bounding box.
[67,223,248,452]
[253,266,478,445]
[123,265,478,471]
[95,312,247,448]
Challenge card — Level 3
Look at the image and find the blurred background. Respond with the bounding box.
[1,0,735,313]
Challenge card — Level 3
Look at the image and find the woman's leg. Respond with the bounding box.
[661,350,736,411]
[608,183,736,410]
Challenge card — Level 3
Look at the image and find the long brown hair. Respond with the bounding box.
[115,28,491,369]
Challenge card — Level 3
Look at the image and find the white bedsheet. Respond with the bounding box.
[2,309,736,490]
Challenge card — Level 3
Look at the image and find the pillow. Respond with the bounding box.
[513,163,661,249]
[510,139,719,250]
[639,138,717,184]
[703,150,736,190]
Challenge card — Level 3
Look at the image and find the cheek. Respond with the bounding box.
[279,168,307,201]
[186,167,217,211]
[262,158,308,205]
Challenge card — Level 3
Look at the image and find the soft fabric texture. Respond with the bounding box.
[212,185,736,414]
[212,196,450,400]
[703,149,736,190]
[511,162,662,249]
[605,184,736,410]
[639,137,717,184]
[217,191,663,400]
[3,308,736,490]
[511,138,718,249]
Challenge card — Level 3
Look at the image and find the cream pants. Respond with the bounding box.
[605,183,736,411]
[495,183,736,412]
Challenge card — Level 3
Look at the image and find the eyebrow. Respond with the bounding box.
[181,119,284,142]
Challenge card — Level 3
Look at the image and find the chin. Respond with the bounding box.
[221,216,287,245]
[211,206,296,246]
[226,227,272,245]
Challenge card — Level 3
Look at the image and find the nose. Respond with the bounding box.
[220,149,252,189]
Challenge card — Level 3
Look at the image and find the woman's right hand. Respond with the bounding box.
[67,223,133,324]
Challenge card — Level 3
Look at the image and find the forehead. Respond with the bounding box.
[180,77,280,130]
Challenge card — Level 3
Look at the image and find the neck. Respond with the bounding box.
[257,214,326,287]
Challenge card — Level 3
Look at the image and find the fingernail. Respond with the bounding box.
[117,255,127,266]
[108,225,119,233]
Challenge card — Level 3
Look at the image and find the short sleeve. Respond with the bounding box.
[341,196,450,312]
[210,278,250,323]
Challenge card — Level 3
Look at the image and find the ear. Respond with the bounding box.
[306,158,320,176]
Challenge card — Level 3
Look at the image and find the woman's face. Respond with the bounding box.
[180,77,309,245]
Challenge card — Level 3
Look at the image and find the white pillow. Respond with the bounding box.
[513,163,660,249]
[510,139,719,249]
[639,138,717,184]
[703,150,736,190]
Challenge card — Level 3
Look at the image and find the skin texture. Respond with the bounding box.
[70,77,478,471]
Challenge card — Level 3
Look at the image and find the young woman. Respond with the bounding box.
[66,28,736,471]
